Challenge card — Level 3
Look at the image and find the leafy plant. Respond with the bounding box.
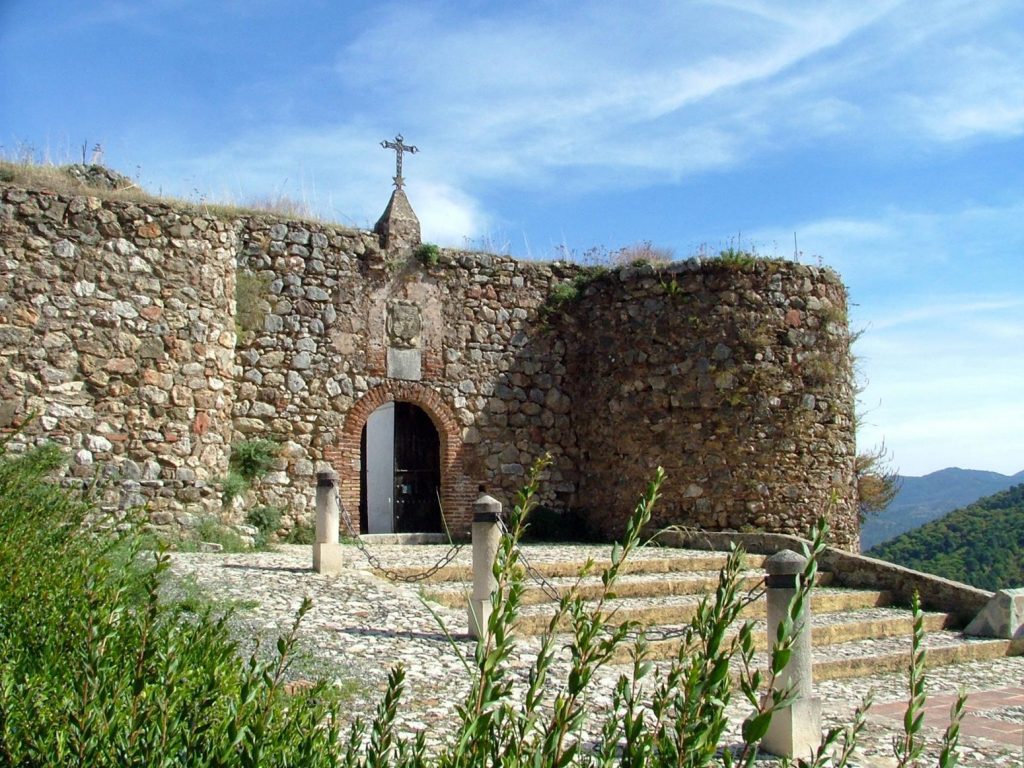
[548,281,580,305]
[0,441,346,765]
[716,246,758,267]
[230,438,279,481]
[220,469,248,506]
[283,520,316,545]
[542,267,610,318]
[195,516,250,552]
[222,438,279,507]
[661,276,681,296]
[246,504,284,546]
[893,592,967,768]
[0,439,971,766]
[415,242,441,267]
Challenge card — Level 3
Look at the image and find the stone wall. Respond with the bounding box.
[558,260,858,549]
[0,185,236,529]
[0,177,859,548]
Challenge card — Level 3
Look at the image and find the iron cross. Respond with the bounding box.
[380,134,419,189]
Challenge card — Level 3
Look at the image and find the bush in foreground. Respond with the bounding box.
[0,444,343,766]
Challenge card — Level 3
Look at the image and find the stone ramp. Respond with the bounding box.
[380,542,1022,682]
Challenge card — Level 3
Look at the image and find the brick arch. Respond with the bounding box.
[328,381,472,535]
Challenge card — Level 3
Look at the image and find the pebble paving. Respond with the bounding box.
[167,543,1024,767]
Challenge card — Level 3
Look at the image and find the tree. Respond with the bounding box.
[855,442,900,523]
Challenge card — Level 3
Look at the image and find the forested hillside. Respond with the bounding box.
[860,467,1024,550]
[867,483,1024,591]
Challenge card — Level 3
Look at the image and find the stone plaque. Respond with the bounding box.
[387,301,421,349]
[387,348,422,381]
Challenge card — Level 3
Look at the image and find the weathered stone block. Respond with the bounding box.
[387,348,421,381]
[966,588,1024,639]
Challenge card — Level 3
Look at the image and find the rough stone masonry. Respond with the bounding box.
[0,173,859,549]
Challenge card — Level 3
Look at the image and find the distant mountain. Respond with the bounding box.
[859,467,1024,551]
[866,484,1024,591]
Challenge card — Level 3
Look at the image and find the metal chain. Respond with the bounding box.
[335,487,464,583]
[497,516,563,602]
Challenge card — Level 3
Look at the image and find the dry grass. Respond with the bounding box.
[0,160,153,203]
[609,239,675,267]
[0,160,329,226]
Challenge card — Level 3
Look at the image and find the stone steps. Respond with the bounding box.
[510,587,893,635]
[403,545,1022,681]
[797,632,1016,682]
[375,551,767,583]
[616,607,957,665]
[421,569,833,608]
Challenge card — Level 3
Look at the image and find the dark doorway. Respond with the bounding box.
[393,403,442,533]
[359,401,442,534]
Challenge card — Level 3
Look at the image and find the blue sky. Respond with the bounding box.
[2,0,1022,476]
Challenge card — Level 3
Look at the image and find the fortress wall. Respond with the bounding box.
[0,177,860,548]
[233,221,582,533]
[559,260,859,550]
[0,186,237,529]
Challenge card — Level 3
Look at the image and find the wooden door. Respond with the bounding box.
[392,402,442,534]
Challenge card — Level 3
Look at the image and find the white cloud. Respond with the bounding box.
[867,297,1024,332]
[413,181,489,246]
[747,200,1024,292]
[311,0,1024,196]
[116,0,1024,240]
[903,43,1024,141]
[330,0,900,187]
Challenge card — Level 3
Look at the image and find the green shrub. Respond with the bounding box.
[230,438,279,481]
[548,281,580,305]
[220,469,248,506]
[715,246,758,267]
[0,442,345,765]
[195,516,250,552]
[414,242,441,267]
[544,268,610,316]
[246,504,284,546]
[221,438,279,507]
[283,520,316,545]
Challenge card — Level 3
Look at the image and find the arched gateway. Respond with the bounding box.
[360,401,440,533]
[333,382,467,535]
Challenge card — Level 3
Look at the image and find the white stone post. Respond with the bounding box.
[761,549,822,760]
[467,494,502,639]
[313,470,344,575]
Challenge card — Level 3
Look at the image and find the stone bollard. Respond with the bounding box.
[312,470,344,575]
[467,494,502,639]
[761,549,822,760]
